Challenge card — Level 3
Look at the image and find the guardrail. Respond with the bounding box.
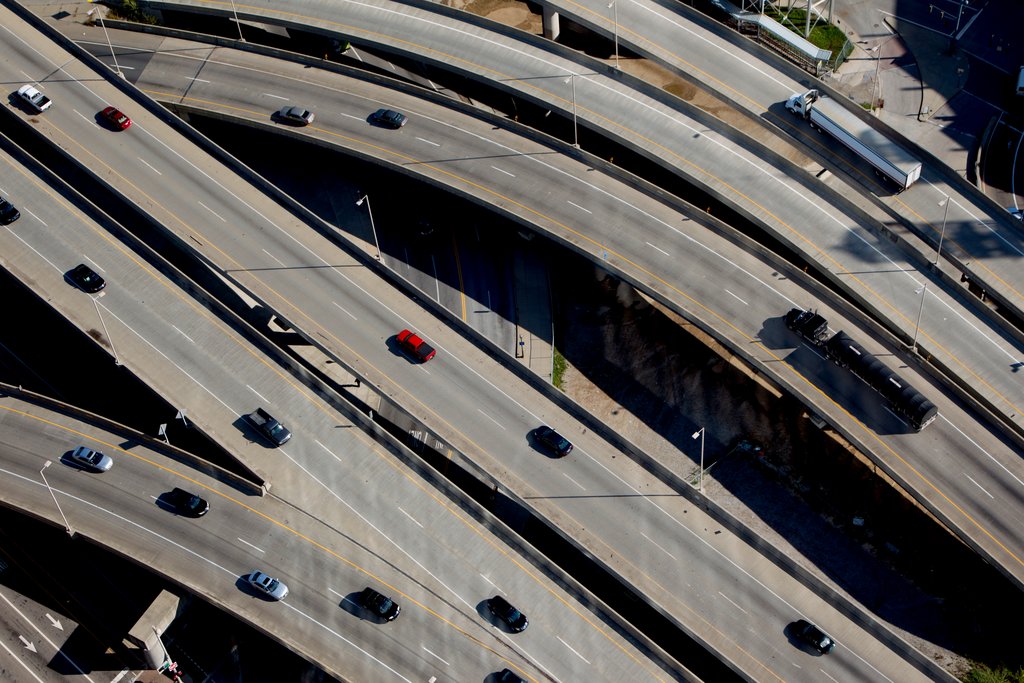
[0,5,959,678]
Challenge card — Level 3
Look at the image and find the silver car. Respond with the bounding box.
[275,105,314,126]
[69,445,113,472]
[248,571,288,600]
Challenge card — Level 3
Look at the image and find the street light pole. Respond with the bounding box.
[955,0,968,34]
[691,427,705,492]
[608,2,619,69]
[871,44,882,111]
[355,194,382,260]
[564,74,579,148]
[40,461,74,536]
[869,32,896,112]
[228,0,245,42]
[92,294,121,366]
[935,193,949,265]
[912,283,928,352]
[88,5,124,79]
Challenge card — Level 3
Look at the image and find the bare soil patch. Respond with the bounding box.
[554,262,1021,677]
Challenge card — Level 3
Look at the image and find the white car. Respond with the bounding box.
[247,571,288,600]
[17,84,52,112]
[69,445,113,472]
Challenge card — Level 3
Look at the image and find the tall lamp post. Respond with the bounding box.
[692,427,705,492]
[912,283,928,353]
[87,4,124,79]
[869,32,896,112]
[355,194,382,260]
[871,44,882,111]
[564,74,579,148]
[608,2,619,69]
[40,461,74,536]
[935,192,950,265]
[229,0,245,42]
[955,0,969,34]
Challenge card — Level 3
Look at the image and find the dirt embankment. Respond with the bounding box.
[556,263,1019,677]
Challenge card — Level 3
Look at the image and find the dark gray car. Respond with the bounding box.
[68,264,105,293]
[487,595,528,632]
[360,587,401,621]
[793,619,835,654]
[0,198,20,225]
[369,108,407,129]
[534,426,573,457]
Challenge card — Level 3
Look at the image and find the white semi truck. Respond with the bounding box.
[785,89,922,191]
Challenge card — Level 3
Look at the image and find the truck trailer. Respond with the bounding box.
[785,89,922,191]
[785,308,937,430]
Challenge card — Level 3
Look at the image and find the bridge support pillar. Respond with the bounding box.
[542,6,560,41]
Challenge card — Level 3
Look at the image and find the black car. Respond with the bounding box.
[246,407,292,446]
[534,425,573,457]
[369,108,407,129]
[793,619,835,654]
[496,669,526,683]
[0,198,20,225]
[360,587,401,621]
[487,595,528,632]
[166,487,210,517]
[68,263,105,293]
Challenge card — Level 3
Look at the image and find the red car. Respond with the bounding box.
[396,329,436,362]
[100,106,131,130]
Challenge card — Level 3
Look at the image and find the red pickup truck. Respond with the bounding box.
[396,329,436,362]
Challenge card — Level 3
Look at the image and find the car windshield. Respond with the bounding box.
[378,597,393,612]
[268,423,286,437]
[507,607,522,621]
[264,577,279,590]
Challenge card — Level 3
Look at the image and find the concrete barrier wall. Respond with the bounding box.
[0,5,957,677]
[0,381,265,496]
